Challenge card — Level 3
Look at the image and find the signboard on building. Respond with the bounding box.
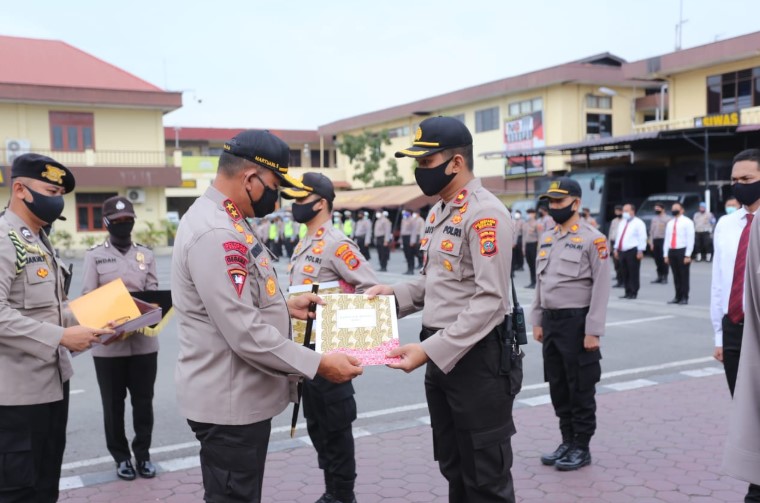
[504,111,545,174]
[694,112,740,127]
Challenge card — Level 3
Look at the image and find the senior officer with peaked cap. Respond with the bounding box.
[172,130,363,503]
[283,172,379,503]
[530,178,610,471]
[0,153,110,502]
[367,116,522,503]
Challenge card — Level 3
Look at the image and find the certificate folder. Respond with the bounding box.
[131,290,173,329]
[68,279,164,351]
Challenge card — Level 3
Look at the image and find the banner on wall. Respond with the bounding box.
[504,111,544,175]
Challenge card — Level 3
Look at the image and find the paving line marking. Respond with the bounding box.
[518,394,552,407]
[157,455,200,473]
[605,315,674,327]
[60,356,717,473]
[604,379,658,391]
[681,367,724,378]
[58,475,84,491]
[70,389,85,395]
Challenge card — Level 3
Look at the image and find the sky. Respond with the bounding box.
[2,0,758,130]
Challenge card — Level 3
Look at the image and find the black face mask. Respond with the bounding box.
[415,156,456,197]
[107,220,135,238]
[548,201,576,224]
[655,209,662,215]
[733,180,760,207]
[23,185,65,224]
[671,209,681,216]
[249,175,278,217]
[292,199,322,224]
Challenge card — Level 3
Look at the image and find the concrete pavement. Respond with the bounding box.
[59,369,750,502]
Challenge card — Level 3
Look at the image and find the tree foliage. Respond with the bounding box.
[338,130,404,187]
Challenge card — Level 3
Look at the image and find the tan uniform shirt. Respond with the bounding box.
[81,240,159,357]
[608,216,621,243]
[355,218,370,235]
[512,219,523,246]
[649,213,671,240]
[523,218,539,244]
[373,217,392,242]
[693,211,714,232]
[537,215,555,234]
[411,215,424,243]
[289,224,377,293]
[172,186,321,426]
[393,178,512,373]
[400,217,412,237]
[0,210,73,405]
[530,221,611,336]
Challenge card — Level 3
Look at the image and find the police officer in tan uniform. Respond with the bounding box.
[530,177,610,471]
[400,210,417,275]
[172,130,363,503]
[0,153,108,502]
[649,203,671,284]
[354,211,372,260]
[373,211,392,271]
[523,208,539,288]
[81,196,159,481]
[283,172,378,503]
[693,202,715,262]
[367,116,521,503]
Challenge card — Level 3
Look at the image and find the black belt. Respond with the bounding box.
[420,325,500,342]
[543,307,590,320]
[722,314,744,327]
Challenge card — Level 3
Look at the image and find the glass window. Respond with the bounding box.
[586,113,612,137]
[49,112,94,152]
[519,101,531,114]
[76,192,117,231]
[475,107,499,133]
[532,98,543,111]
[509,103,520,117]
[706,67,760,113]
[599,96,612,109]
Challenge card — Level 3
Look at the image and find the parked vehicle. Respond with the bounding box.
[637,192,702,231]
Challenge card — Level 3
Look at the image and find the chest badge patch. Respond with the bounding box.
[539,250,547,258]
[312,247,323,255]
[303,278,313,285]
[266,277,277,297]
[441,240,454,252]
[36,268,49,278]
[260,257,270,268]
[20,227,33,242]
[570,237,583,244]
[451,215,462,225]
[227,268,248,298]
[429,214,436,224]
[303,264,315,274]
[443,259,453,271]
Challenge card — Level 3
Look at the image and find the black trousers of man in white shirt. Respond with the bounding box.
[619,249,640,298]
[668,248,690,301]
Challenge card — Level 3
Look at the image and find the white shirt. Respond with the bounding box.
[710,208,756,346]
[663,215,695,257]
[614,216,647,252]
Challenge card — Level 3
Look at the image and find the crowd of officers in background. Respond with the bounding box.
[251,209,425,274]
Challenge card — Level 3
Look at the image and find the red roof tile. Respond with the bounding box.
[0,35,161,91]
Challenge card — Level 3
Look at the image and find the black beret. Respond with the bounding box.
[11,153,75,193]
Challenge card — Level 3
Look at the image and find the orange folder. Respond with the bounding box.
[68,278,142,330]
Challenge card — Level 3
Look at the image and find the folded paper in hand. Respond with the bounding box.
[68,279,163,349]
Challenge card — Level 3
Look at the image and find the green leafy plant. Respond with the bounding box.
[79,234,103,249]
[338,130,403,187]
[49,229,73,251]
[134,221,165,249]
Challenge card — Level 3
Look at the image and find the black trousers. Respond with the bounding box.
[542,308,601,447]
[266,239,281,259]
[303,377,357,501]
[525,242,537,285]
[693,232,713,259]
[416,245,424,268]
[668,248,690,301]
[619,248,640,296]
[402,235,415,272]
[355,235,370,260]
[375,237,389,269]
[188,419,271,503]
[512,237,524,270]
[0,381,69,503]
[610,241,622,284]
[747,483,760,502]
[722,316,744,397]
[283,238,296,258]
[424,330,521,503]
[93,353,157,463]
[652,238,668,279]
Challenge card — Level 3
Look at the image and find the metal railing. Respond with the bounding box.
[1,148,172,168]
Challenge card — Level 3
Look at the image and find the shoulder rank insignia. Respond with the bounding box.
[315,227,325,238]
[454,189,467,204]
[223,199,243,222]
[459,202,468,214]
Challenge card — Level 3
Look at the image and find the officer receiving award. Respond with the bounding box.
[315,294,399,365]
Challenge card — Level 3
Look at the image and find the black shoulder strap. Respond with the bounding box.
[511,279,520,308]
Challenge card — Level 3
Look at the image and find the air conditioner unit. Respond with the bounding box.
[126,188,146,204]
[5,139,31,165]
